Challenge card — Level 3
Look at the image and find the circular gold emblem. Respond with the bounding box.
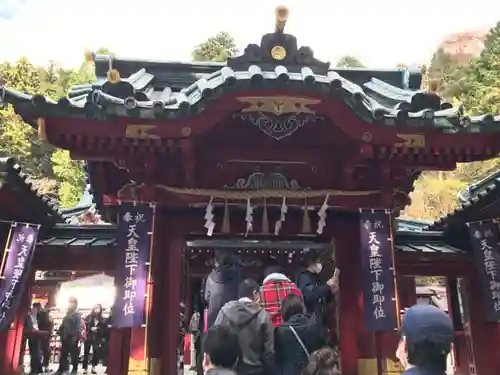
[271,46,287,60]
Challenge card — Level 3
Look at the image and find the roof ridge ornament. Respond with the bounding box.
[227,6,330,75]
[275,5,289,34]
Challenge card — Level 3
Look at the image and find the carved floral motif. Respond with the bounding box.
[224,172,308,190]
[233,112,324,140]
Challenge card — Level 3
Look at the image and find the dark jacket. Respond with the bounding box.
[402,366,446,375]
[37,309,52,332]
[59,311,82,341]
[205,264,242,329]
[274,314,326,375]
[24,313,43,339]
[296,270,333,324]
[206,368,238,375]
[84,313,105,342]
[214,299,274,375]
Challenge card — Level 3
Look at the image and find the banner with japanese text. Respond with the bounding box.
[467,221,500,322]
[0,224,40,331]
[359,211,397,332]
[113,203,154,328]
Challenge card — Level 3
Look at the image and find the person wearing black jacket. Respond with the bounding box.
[204,252,242,329]
[275,294,325,375]
[37,303,53,372]
[55,297,82,375]
[25,303,49,375]
[82,304,105,374]
[296,251,338,326]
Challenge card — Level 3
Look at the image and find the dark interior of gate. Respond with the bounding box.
[182,236,334,304]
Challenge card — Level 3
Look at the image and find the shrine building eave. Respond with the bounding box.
[35,221,467,255]
[429,170,500,231]
[2,63,499,135]
[0,157,63,225]
[3,13,500,157]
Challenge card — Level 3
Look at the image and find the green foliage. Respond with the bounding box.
[403,173,467,220]
[335,56,365,68]
[51,150,86,208]
[0,59,39,175]
[0,55,97,207]
[0,106,33,159]
[405,22,500,221]
[426,48,469,100]
[458,21,500,115]
[192,32,238,62]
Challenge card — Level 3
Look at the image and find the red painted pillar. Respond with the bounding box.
[464,275,500,375]
[160,214,183,375]
[107,328,129,375]
[147,210,165,375]
[397,276,416,309]
[331,215,362,375]
[0,273,32,375]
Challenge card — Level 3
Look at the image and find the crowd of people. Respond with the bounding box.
[23,298,111,375]
[190,249,341,375]
[192,250,457,375]
[23,247,456,375]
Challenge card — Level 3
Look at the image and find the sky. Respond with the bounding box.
[0,0,499,69]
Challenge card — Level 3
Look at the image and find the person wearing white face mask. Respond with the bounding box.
[296,249,338,327]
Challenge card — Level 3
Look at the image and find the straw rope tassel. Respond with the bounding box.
[221,199,230,233]
[302,198,311,233]
[262,198,269,234]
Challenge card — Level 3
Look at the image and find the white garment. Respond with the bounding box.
[263,273,290,284]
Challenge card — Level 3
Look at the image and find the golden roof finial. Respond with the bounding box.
[107,69,121,84]
[275,6,289,34]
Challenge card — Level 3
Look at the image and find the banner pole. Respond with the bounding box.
[143,204,157,374]
[387,212,401,328]
[0,224,14,280]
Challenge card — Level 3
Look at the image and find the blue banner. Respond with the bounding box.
[112,203,154,328]
[468,221,500,322]
[0,224,40,331]
[359,211,397,331]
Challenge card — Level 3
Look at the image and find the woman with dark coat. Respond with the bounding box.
[204,252,242,329]
[275,294,326,375]
[82,304,105,374]
[296,250,338,326]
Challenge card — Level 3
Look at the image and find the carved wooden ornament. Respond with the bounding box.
[125,124,160,140]
[394,134,426,148]
[236,96,321,116]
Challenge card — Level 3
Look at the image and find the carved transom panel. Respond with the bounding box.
[233,113,324,140]
[224,172,308,190]
[234,96,324,140]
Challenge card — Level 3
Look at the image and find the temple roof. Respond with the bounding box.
[1,57,498,132]
[59,184,100,224]
[0,157,63,224]
[1,18,500,133]
[429,170,500,230]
